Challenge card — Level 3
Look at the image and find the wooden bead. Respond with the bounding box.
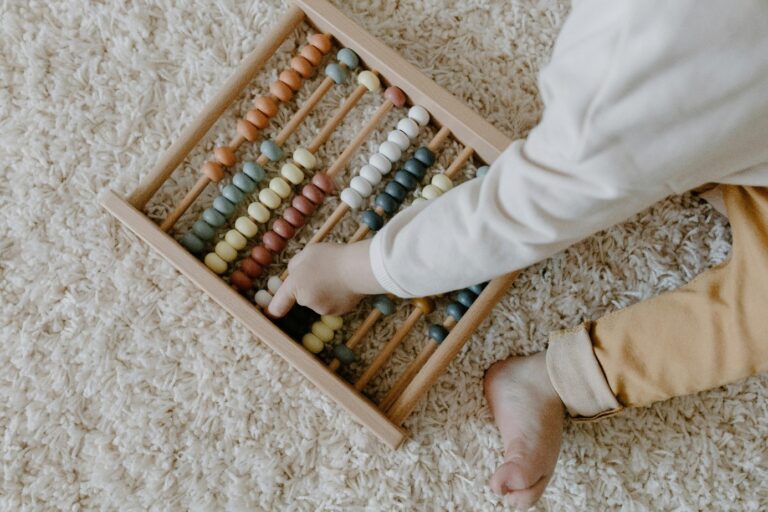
[336,48,359,69]
[340,188,363,210]
[259,188,281,209]
[202,161,225,182]
[293,147,317,170]
[283,207,305,228]
[421,184,443,200]
[230,271,252,291]
[180,232,204,254]
[254,96,277,117]
[431,174,453,192]
[302,183,325,204]
[311,321,334,342]
[251,246,273,266]
[270,80,293,102]
[232,172,257,193]
[359,164,382,185]
[378,141,402,163]
[302,333,324,354]
[246,109,269,129]
[320,315,343,330]
[279,69,302,91]
[204,253,228,274]
[222,184,244,204]
[456,290,478,308]
[236,119,259,142]
[374,193,398,214]
[254,290,273,308]
[384,86,406,107]
[260,140,283,161]
[225,229,247,250]
[357,70,380,92]
[397,118,419,139]
[235,216,259,238]
[412,297,434,314]
[408,105,430,126]
[372,295,395,315]
[361,209,384,231]
[202,207,226,227]
[428,324,449,343]
[446,302,467,321]
[248,201,270,224]
[300,44,323,66]
[311,173,334,193]
[325,62,348,84]
[280,163,304,185]
[403,158,427,179]
[308,33,332,54]
[290,56,314,78]
[333,344,356,364]
[414,147,435,166]
[368,153,392,174]
[350,176,373,197]
[214,146,236,167]
[269,177,292,199]
[384,181,407,202]
[411,197,427,207]
[387,129,410,151]
[215,241,238,262]
[262,231,287,253]
[213,196,235,217]
[476,165,490,178]
[292,195,316,215]
[267,276,283,294]
[241,258,263,278]
[394,170,417,191]
[272,218,296,240]
[192,220,216,240]
[243,162,266,182]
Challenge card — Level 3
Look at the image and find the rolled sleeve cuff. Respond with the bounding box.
[546,322,622,420]
[369,232,415,298]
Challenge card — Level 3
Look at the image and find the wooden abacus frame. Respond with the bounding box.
[100,0,517,449]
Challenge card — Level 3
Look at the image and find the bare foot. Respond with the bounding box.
[484,352,565,509]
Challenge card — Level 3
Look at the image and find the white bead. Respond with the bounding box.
[254,290,273,308]
[248,201,270,223]
[411,197,428,207]
[377,141,401,163]
[359,164,382,185]
[369,153,392,174]
[421,184,443,200]
[267,276,283,294]
[350,176,373,197]
[408,105,429,126]
[431,174,453,192]
[387,130,410,151]
[340,188,363,210]
[397,118,419,139]
[293,147,317,170]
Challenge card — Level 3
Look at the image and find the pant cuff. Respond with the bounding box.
[546,323,621,419]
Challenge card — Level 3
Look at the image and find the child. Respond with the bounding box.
[269,1,768,508]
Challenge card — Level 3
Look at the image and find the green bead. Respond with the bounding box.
[180,232,205,253]
[374,193,399,215]
[446,302,467,321]
[394,170,417,191]
[403,158,427,179]
[384,181,407,201]
[192,220,216,241]
[372,295,395,316]
[361,210,384,231]
[232,172,257,193]
[468,282,487,295]
[333,344,357,365]
[202,207,226,227]
[325,62,348,84]
[222,184,244,204]
[213,196,235,217]
[456,290,478,308]
[428,324,449,343]
[337,48,360,69]
[243,161,266,182]
[476,165,490,178]
[260,140,283,162]
[414,147,435,166]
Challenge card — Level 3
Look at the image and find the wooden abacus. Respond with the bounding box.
[100,0,517,449]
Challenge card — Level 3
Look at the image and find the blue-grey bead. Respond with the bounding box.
[243,161,266,183]
[414,147,435,166]
[260,140,283,161]
[222,184,244,204]
[468,282,487,295]
[456,290,478,308]
[232,172,257,193]
[202,207,226,227]
[403,158,427,179]
[180,232,205,253]
[428,324,449,344]
[361,210,384,231]
[192,220,216,241]
[337,48,360,69]
[476,165,490,178]
[394,170,418,191]
[374,193,399,214]
[446,302,467,321]
[384,181,407,201]
[333,344,357,365]
[372,295,395,316]
[325,62,348,84]
[213,196,235,217]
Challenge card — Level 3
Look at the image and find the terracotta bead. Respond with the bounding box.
[270,80,293,102]
[250,246,273,266]
[311,173,334,193]
[300,44,323,66]
[202,161,225,182]
[412,297,435,314]
[384,86,407,108]
[236,119,259,142]
[241,258,263,278]
[279,69,302,91]
[283,207,305,228]
[214,146,236,167]
[302,183,325,204]
[263,231,287,253]
[230,271,253,291]
[272,218,296,240]
[253,96,278,117]
[290,56,314,78]
[308,33,332,54]
[292,195,316,215]
[246,108,269,129]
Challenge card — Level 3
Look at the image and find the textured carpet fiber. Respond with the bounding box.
[2,0,767,510]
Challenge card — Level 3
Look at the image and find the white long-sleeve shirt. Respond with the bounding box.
[370,0,768,298]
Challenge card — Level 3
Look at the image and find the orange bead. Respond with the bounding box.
[236,119,259,142]
[308,33,332,54]
[246,108,269,129]
[250,246,273,266]
[279,69,302,91]
[300,45,322,66]
[241,258,263,278]
[202,161,224,182]
[214,146,236,167]
[384,86,407,108]
[290,56,314,78]
[253,96,277,117]
[230,271,253,291]
[270,80,293,102]
[412,297,434,314]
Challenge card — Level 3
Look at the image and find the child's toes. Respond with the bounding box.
[490,460,549,509]
[504,476,550,510]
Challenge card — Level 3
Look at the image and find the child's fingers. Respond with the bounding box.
[267,278,296,318]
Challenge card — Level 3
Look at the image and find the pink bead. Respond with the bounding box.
[292,195,316,215]
[302,183,325,205]
[283,207,305,228]
[263,231,287,253]
[272,218,296,240]
[312,173,334,193]
[384,86,407,107]
[250,246,273,266]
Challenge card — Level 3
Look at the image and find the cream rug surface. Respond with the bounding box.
[2,0,767,510]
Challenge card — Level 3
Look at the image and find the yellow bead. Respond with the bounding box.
[311,321,334,342]
[235,216,258,238]
[204,252,227,274]
[248,201,270,223]
[269,177,292,199]
[293,147,317,170]
[302,333,324,354]
[215,241,238,262]
[225,229,247,250]
[320,315,343,330]
[357,70,380,92]
[421,184,443,200]
[280,162,305,185]
[259,188,281,209]
[431,174,453,193]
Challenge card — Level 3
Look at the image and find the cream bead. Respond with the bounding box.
[204,252,228,274]
[377,141,402,163]
[350,176,373,197]
[411,197,428,207]
[369,153,392,174]
[254,290,273,308]
[235,216,259,238]
[357,70,381,92]
[397,118,419,139]
[431,174,453,192]
[248,201,270,223]
[302,333,324,353]
[293,147,317,170]
[387,129,410,151]
[408,105,430,126]
[311,321,334,342]
[320,315,343,330]
[267,276,283,294]
[259,188,281,209]
[215,241,238,262]
[280,162,305,185]
[225,229,247,250]
[359,164,382,185]
[340,188,363,210]
[421,184,443,200]
[269,177,292,199]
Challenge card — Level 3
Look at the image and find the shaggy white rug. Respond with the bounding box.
[2,0,767,510]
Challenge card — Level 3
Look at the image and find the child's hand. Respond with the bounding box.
[268,240,385,318]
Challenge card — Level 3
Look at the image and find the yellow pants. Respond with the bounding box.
[546,186,768,418]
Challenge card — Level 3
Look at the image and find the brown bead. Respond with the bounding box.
[272,218,296,240]
[300,45,323,66]
[270,80,293,102]
[311,173,334,193]
[253,96,278,117]
[292,195,316,215]
[412,297,435,314]
[202,161,225,182]
[250,246,273,266]
[230,270,253,291]
[236,119,259,142]
[283,207,305,228]
[302,183,325,205]
[246,108,269,129]
[308,33,332,54]
[290,56,314,78]
[279,69,302,91]
[214,146,236,167]
[241,258,263,278]
[262,231,287,253]
[384,86,407,108]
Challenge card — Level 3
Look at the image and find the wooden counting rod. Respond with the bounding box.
[328,309,381,371]
[327,294,396,371]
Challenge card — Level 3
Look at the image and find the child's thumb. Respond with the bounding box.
[267,278,296,318]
